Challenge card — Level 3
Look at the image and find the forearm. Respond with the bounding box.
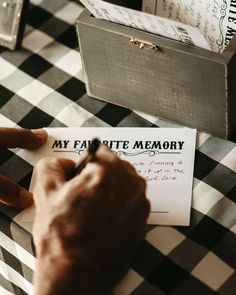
[34,253,111,295]
[34,241,114,295]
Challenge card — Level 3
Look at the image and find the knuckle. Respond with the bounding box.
[42,178,58,193]
[36,157,50,168]
[79,163,107,191]
[36,157,59,169]
[138,176,146,191]
[135,177,146,195]
[90,165,107,188]
[122,159,135,169]
[34,158,62,193]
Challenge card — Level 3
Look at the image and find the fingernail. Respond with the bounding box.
[20,190,33,208]
[31,129,48,139]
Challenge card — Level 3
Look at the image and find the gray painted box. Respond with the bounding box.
[75,9,236,139]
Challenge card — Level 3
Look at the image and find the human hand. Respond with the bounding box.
[33,144,150,295]
[0,127,48,208]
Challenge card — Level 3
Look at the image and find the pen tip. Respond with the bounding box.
[88,138,100,155]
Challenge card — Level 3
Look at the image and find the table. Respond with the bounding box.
[0,1,236,294]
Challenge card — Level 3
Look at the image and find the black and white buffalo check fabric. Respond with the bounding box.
[0,0,236,294]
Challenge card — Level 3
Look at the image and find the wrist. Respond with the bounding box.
[34,238,110,295]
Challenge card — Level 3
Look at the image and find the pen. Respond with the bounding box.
[74,138,100,175]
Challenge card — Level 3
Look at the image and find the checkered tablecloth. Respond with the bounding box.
[0,0,236,294]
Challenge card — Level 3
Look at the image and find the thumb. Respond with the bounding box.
[0,175,33,208]
[33,157,75,198]
[0,128,48,150]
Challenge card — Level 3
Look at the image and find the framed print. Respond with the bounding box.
[0,0,29,49]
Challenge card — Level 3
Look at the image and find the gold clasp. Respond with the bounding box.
[129,38,158,52]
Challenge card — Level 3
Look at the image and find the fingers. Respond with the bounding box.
[96,144,145,183]
[68,144,124,187]
[33,158,75,197]
[68,144,146,206]
[33,144,146,207]
[96,144,137,173]
[95,144,119,162]
[0,128,48,150]
[0,175,33,208]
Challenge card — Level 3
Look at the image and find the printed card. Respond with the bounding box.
[80,0,210,50]
[14,127,196,228]
[142,0,236,53]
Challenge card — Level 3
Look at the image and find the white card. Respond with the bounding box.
[14,127,196,228]
[80,0,210,50]
[142,0,236,53]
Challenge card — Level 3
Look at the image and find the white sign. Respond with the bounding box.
[14,127,196,228]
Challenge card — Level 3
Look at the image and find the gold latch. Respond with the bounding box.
[129,38,158,52]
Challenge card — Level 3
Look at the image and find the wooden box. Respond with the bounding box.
[75,9,236,139]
